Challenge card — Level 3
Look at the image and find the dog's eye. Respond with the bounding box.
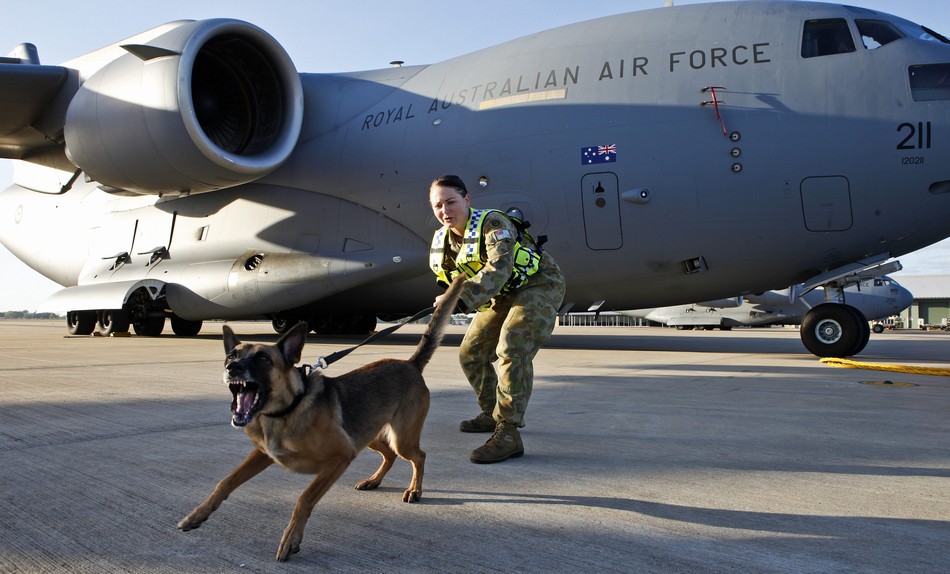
[226,352,238,362]
[255,352,272,365]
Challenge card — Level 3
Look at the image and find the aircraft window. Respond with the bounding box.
[909,64,950,101]
[921,26,950,44]
[801,19,856,58]
[894,21,950,44]
[855,20,905,50]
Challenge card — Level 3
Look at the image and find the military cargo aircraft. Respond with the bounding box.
[621,271,912,356]
[0,1,948,358]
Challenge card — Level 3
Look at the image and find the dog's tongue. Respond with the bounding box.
[235,391,257,416]
[231,390,258,426]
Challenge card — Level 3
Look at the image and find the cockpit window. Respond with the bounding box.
[893,20,950,44]
[802,19,856,58]
[855,20,905,50]
[909,64,950,102]
[921,26,950,44]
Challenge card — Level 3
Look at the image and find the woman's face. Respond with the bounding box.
[429,184,470,235]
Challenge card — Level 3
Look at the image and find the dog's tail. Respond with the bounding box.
[410,274,466,371]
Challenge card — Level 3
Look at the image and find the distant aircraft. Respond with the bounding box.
[621,269,913,356]
[0,2,948,357]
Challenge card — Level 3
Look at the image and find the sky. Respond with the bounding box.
[1,0,948,311]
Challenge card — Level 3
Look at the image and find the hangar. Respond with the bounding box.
[891,275,950,329]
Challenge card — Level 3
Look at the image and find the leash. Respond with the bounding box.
[304,306,436,372]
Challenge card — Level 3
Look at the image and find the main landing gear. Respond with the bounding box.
[800,303,870,358]
[64,288,202,337]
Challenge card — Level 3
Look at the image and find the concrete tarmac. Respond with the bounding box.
[0,320,947,573]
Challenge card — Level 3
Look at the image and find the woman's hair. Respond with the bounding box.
[430,174,468,196]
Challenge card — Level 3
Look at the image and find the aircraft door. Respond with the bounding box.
[800,176,853,231]
[581,172,622,249]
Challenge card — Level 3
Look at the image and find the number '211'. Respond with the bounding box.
[897,121,932,150]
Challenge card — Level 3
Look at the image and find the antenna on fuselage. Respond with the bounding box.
[665,0,674,6]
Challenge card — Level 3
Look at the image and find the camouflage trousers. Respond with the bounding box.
[459,258,565,427]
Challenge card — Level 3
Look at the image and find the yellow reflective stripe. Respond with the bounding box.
[430,207,543,291]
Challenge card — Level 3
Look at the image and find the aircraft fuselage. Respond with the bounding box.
[1,1,948,323]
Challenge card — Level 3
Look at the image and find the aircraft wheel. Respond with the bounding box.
[133,315,165,337]
[127,289,164,336]
[272,317,293,334]
[97,309,130,336]
[849,306,871,356]
[309,313,333,335]
[170,315,203,337]
[351,314,377,335]
[800,303,865,357]
[67,311,96,336]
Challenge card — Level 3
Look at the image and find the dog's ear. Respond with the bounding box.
[277,322,309,366]
[222,324,240,354]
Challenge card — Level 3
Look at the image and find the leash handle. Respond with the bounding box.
[311,306,436,370]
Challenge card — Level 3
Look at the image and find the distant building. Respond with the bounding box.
[891,275,950,328]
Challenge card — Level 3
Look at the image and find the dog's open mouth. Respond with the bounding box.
[229,380,266,427]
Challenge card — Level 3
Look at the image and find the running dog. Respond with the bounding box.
[178,276,464,561]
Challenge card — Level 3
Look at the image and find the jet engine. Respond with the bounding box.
[63,19,303,195]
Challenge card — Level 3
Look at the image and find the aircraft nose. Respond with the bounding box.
[896,285,914,310]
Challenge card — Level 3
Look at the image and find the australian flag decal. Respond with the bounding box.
[582,144,617,164]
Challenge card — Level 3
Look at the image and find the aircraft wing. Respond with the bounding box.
[0,62,73,158]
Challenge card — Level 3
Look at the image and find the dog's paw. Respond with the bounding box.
[275,537,301,562]
[402,488,422,503]
[354,479,381,491]
[177,515,203,531]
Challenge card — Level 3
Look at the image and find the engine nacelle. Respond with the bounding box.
[63,19,303,195]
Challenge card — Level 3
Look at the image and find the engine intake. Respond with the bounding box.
[64,19,303,195]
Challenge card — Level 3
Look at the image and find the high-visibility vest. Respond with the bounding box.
[429,208,541,293]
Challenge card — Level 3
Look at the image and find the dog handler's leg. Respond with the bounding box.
[276,457,352,562]
[178,448,273,531]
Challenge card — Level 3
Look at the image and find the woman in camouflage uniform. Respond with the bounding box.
[428,175,565,463]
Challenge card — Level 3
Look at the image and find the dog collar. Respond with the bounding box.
[263,367,309,419]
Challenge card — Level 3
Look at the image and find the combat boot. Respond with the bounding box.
[459,411,496,433]
[470,421,524,464]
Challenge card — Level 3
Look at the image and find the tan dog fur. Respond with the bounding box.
[178,276,464,561]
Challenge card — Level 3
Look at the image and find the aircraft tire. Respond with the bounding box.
[308,313,333,335]
[170,315,202,337]
[133,315,165,337]
[67,311,96,336]
[352,314,377,335]
[800,303,864,357]
[272,317,293,334]
[97,309,131,336]
[847,306,871,356]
